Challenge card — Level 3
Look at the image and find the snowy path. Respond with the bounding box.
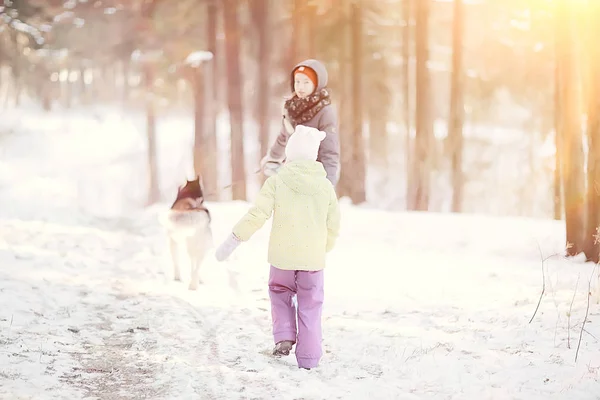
[2,207,599,400]
[1,106,599,399]
[0,212,280,399]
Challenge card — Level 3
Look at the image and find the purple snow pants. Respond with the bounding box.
[268,265,324,369]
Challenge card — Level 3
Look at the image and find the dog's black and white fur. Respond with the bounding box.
[160,177,213,290]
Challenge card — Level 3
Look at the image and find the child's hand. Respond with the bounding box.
[260,155,283,176]
[215,233,242,261]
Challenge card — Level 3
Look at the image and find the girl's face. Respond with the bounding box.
[294,73,315,99]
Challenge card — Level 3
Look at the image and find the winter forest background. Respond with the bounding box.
[3,1,600,398]
[0,0,599,262]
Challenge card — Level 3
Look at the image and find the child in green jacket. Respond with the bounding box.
[215,124,341,369]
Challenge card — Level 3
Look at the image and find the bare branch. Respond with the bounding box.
[575,263,598,362]
[567,273,580,349]
[529,242,547,324]
[529,242,567,324]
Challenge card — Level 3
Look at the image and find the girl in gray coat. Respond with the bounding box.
[260,59,341,186]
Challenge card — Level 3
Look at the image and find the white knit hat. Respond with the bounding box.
[285,125,326,162]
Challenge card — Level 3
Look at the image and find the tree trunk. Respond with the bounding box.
[289,0,302,70]
[306,4,317,57]
[78,66,87,105]
[403,0,413,208]
[42,72,52,112]
[368,57,389,169]
[138,0,161,205]
[553,44,563,221]
[204,0,220,200]
[9,42,22,108]
[350,0,366,204]
[556,0,585,255]
[223,0,247,200]
[192,67,205,181]
[336,2,353,199]
[106,64,116,102]
[63,69,72,109]
[411,0,432,211]
[368,105,388,168]
[144,63,161,205]
[121,59,130,105]
[448,0,465,213]
[583,112,600,262]
[94,67,105,103]
[250,0,271,171]
[583,3,600,263]
[367,57,389,202]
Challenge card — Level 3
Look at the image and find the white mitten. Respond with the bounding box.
[260,154,284,176]
[215,233,242,261]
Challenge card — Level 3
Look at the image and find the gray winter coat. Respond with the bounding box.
[268,59,341,186]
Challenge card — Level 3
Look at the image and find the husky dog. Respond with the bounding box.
[160,177,213,290]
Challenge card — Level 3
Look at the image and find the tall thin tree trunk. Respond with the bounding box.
[368,108,388,167]
[412,0,432,211]
[106,64,116,101]
[556,0,585,255]
[79,65,87,105]
[553,42,563,221]
[448,0,465,213]
[583,2,600,263]
[139,0,160,205]
[121,59,130,105]
[368,58,389,168]
[192,67,205,180]
[64,69,73,109]
[350,0,366,204]
[367,56,389,202]
[403,0,413,208]
[204,0,220,200]
[289,0,302,70]
[251,0,271,170]
[144,63,160,205]
[336,2,353,199]
[223,0,247,200]
[307,4,317,57]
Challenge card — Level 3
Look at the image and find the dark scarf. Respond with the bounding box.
[284,88,331,126]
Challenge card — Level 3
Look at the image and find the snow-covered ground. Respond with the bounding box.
[0,105,599,399]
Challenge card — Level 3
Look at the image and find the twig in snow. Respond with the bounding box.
[554,317,560,348]
[584,328,599,341]
[567,274,580,349]
[529,243,566,324]
[529,244,548,324]
[575,263,598,363]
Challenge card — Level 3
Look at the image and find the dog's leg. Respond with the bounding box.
[188,254,204,291]
[188,258,201,291]
[187,236,207,291]
[169,237,182,281]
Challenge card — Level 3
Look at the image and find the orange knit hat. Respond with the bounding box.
[293,65,318,88]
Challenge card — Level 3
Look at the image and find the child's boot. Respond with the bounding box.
[273,340,294,356]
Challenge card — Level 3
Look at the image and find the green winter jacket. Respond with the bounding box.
[232,160,341,271]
